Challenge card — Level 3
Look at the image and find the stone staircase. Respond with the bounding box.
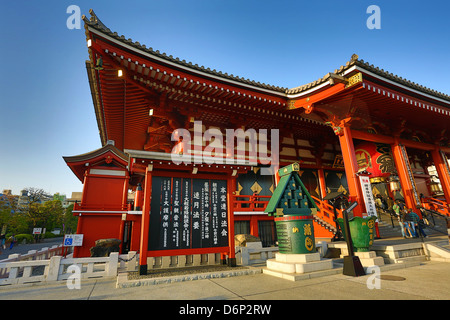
[376,210,448,239]
[376,213,403,238]
[423,240,450,262]
[326,209,450,266]
[329,237,450,267]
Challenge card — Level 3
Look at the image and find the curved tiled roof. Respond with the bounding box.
[83,10,450,104]
[83,9,287,93]
[354,59,450,102]
[288,54,450,103]
[63,142,129,164]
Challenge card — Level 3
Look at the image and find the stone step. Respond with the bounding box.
[423,242,450,261]
[263,266,341,281]
[264,253,336,281]
[388,255,427,264]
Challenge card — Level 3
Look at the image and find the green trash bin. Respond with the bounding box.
[336,216,376,252]
[274,209,316,254]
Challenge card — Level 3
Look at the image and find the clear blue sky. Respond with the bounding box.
[1,0,449,197]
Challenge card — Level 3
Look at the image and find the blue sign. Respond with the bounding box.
[64,238,73,246]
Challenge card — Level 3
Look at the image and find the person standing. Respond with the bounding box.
[409,209,427,238]
[404,210,416,237]
[8,234,16,250]
[393,201,408,238]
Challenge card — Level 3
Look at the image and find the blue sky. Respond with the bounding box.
[1,0,449,197]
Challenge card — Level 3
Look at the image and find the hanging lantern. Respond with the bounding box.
[389,176,401,191]
[354,142,396,179]
[430,181,443,195]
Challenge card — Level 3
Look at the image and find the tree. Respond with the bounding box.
[0,193,29,234]
[1,188,79,239]
[39,200,64,232]
[63,204,78,234]
[19,188,51,232]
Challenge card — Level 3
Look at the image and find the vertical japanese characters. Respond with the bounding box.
[149,176,228,251]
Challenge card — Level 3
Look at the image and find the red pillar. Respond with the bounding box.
[431,147,450,204]
[73,213,83,258]
[139,165,152,275]
[337,125,364,216]
[73,171,89,258]
[227,176,236,266]
[134,183,143,210]
[391,141,420,214]
[318,168,327,199]
[249,215,259,238]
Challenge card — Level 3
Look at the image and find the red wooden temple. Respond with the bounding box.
[64,10,450,273]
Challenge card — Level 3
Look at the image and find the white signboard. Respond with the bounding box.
[33,228,42,235]
[359,175,378,220]
[64,234,84,247]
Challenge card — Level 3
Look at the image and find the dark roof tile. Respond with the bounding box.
[84,10,450,103]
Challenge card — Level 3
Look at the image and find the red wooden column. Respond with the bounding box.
[73,212,83,258]
[227,176,236,266]
[249,216,259,238]
[391,141,419,214]
[73,170,89,258]
[318,168,327,199]
[337,125,364,216]
[139,165,153,275]
[315,150,328,199]
[134,183,143,210]
[431,147,450,204]
[119,174,130,253]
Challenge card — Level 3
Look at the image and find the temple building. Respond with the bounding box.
[64,10,450,273]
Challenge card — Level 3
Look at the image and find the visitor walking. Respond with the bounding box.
[404,210,416,237]
[393,201,406,238]
[408,209,427,238]
[393,200,411,238]
[8,234,16,250]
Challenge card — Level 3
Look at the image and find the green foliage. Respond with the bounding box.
[42,232,58,239]
[63,204,78,234]
[0,188,78,236]
[14,234,34,244]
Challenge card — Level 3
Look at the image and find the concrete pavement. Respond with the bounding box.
[0,260,448,301]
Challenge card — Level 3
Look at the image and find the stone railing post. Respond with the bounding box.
[46,256,62,281]
[107,252,119,277]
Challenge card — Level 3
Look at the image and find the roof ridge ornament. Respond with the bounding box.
[350,53,359,62]
[83,8,109,31]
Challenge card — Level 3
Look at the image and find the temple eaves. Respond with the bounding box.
[83,9,450,105]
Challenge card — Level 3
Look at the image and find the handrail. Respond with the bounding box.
[0,253,119,286]
[423,197,449,207]
[231,193,339,235]
[231,193,342,224]
[311,196,343,221]
[419,208,449,235]
[0,244,69,279]
[232,194,271,212]
[421,197,450,217]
